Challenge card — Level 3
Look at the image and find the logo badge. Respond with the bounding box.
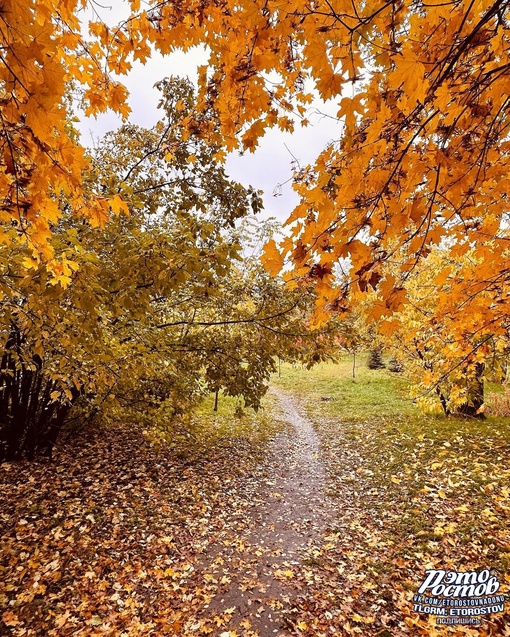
[413,569,505,626]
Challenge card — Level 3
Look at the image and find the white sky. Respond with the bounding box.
[77,3,342,224]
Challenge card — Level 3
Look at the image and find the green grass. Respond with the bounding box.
[190,390,286,448]
[274,357,419,420]
[273,356,510,438]
[272,356,510,572]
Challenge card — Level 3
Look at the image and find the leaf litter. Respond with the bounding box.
[2,383,510,636]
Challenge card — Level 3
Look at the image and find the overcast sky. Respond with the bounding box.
[77,4,342,225]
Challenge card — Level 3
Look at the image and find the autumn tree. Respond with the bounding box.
[110,0,510,398]
[327,307,367,377]
[0,77,333,460]
[0,0,132,270]
[5,0,510,417]
[379,247,510,417]
[0,77,265,460]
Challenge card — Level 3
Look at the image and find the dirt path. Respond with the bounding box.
[198,388,335,636]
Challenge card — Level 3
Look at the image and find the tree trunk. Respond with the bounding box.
[436,386,450,417]
[457,362,486,419]
[0,328,76,461]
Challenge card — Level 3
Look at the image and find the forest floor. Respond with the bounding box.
[2,360,510,636]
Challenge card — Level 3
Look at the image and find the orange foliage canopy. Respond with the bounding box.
[3,0,510,346]
[0,0,129,277]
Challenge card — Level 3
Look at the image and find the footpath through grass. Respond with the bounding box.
[2,362,510,636]
[273,358,510,636]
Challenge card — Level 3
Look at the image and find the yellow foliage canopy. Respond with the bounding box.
[109,0,510,352]
[3,0,510,359]
[96,0,510,341]
[0,0,129,273]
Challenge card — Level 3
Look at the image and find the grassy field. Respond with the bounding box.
[272,357,510,634]
[273,357,510,555]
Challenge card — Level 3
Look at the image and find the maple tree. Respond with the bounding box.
[0,0,130,271]
[4,6,510,631]
[108,0,510,398]
[0,77,333,461]
[4,0,510,409]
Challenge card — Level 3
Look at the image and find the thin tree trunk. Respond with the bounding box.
[457,362,485,418]
[436,386,450,417]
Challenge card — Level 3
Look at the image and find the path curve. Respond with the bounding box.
[198,388,334,636]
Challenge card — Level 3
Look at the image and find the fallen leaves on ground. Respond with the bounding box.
[0,411,289,637]
[2,382,510,636]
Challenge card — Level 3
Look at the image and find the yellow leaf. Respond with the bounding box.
[88,199,110,228]
[316,69,344,100]
[109,194,126,215]
[261,239,284,276]
[22,257,39,270]
[241,119,266,151]
[390,54,427,104]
